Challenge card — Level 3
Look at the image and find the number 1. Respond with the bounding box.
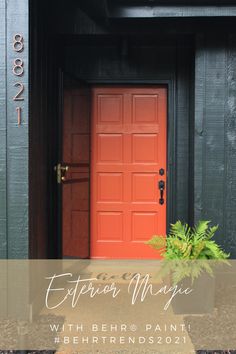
[16,107,22,125]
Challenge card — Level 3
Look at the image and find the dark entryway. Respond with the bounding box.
[29,1,194,259]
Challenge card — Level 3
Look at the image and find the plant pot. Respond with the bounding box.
[171,272,215,315]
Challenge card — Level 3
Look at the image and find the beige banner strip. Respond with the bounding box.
[0,260,235,352]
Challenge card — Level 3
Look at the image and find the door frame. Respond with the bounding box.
[58,78,176,258]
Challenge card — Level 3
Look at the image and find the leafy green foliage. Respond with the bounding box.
[146,220,229,260]
[146,220,230,284]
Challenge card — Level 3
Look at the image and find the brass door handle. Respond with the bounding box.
[54,163,69,184]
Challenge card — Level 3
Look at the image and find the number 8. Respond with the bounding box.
[13,34,24,52]
[13,58,24,76]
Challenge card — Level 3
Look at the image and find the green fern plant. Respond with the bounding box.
[146,220,229,260]
[146,220,229,284]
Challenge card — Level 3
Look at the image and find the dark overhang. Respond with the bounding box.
[78,0,236,21]
[108,5,236,18]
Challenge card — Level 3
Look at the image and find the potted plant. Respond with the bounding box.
[146,220,230,314]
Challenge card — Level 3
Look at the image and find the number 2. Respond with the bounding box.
[13,82,24,101]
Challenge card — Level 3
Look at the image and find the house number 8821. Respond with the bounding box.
[12,34,25,125]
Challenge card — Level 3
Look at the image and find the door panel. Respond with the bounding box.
[62,89,90,258]
[91,87,167,259]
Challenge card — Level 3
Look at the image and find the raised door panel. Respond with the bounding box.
[63,90,90,258]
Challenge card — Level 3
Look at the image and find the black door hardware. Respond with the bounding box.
[159,168,165,176]
[158,180,165,205]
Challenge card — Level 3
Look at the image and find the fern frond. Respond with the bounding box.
[200,260,214,277]
[206,225,219,239]
[146,235,166,251]
[183,244,192,258]
[169,220,188,241]
[191,241,205,259]
[193,220,210,241]
[171,239,188,254]
[203,240,227,259]
[190,263,204,283]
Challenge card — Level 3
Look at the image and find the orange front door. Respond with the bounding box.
[91,87,167,259]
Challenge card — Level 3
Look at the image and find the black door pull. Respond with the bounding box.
[158,180,165,205]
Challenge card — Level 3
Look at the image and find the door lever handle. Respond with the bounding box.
[158,180,165,205]
[54,163,69,184]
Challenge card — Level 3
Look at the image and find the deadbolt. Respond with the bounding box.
[159,168,165,176]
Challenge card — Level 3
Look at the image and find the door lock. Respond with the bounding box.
[158,180,165,205]
[54,163,69,184]
[159,168,165,176]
